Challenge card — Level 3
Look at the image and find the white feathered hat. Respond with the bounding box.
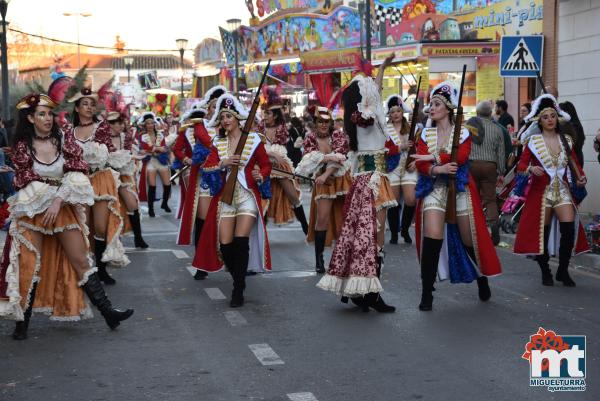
[430,81,460,110]
[137,111,157,126]
[524,93,571,123]
[207,93,249,127]
[385,94,412,114]
[181,100,208,122]
[203,85,228,108]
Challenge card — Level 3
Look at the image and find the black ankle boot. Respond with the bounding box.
[366,293,396,313]
[161,185,172,213]
[400,205,415,244]
[419,237,443,311]
[147,186,156,217]
[94,239,116,285]
[12,283,38,340]
[230,237,249,307]
[387,206,400,244]
[556,221,576,287]
[536,225,553,286]
[129,210,149,249]
[82,273,133,329]
[476,276,491,301]
[314,230,327,274]
[293,205,309,235]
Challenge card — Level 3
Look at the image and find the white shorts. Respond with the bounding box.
[220,185,258,218]
[544,180,573,208]
[146,157,170,172]
[423,183,469,216]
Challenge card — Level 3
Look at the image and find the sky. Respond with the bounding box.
[6,0,250,53]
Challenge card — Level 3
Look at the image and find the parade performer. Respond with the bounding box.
[385,94,418,244]
[174,102,214,281]
[295,106,352,274]
[316,54,397,313]
[0,94,133,340]
[412,81,501,311]
[106,111,148,249]
[64,88,130,285]
[513,94,589,287]
[137,112,171,217]
[193,93,272,307]
[257,88,308,234]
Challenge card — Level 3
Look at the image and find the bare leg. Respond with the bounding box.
[56,229,92,281]
[279,178,300,206]
[423,210,445,240]
[401,184,416,207]
[457,215,473,248]
[197,196,212,220]
[315,198,333,231]
[147,170,157,187]
[92,200,110,239]
[234,215,257,238]
[158,169,171,187]
[554,204,575,223]
[376,208,387,248]
[118,187,138,213]
[219,216,236,245]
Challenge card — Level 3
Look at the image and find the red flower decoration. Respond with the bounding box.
[351,110,374,128]
[26,94,40,107]
[522,327,570,372]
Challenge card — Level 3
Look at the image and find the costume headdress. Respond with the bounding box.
[137,112,157,126]
[385,94,412,114]
[106,111,123,122]
[314,106,332,121]
[524,94,571,122]
[207,93,249,127]
[348,74,386,132]
[16,93,58,110]
[261,86,283,110]
[203,85,227,108]
[430,81,459,110]
[67,87,99,103]
[181,100,208,122]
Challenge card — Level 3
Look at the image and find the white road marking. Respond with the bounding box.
[223,311,247,326]
[204,288,227,300]
[185,266,197,276]
[172,250,189,259]
[248,343,285,366]
[287,393,318,401]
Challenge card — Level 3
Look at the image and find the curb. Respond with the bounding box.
[499,232,600,273]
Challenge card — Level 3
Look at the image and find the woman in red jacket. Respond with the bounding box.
[413,81,501,311]
[513,94,589,286]
[192,93,272,307]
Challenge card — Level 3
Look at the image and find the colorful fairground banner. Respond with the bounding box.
[374,0,543,44]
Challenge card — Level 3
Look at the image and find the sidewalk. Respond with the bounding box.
[498,232,600,273]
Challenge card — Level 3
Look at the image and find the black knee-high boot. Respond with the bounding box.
[365,249,396,313]
[193,219,208,281]
[230,237,249,307]
[293,205,309,235]
[161,185,172,213]
[535,225,553,286]
[82,273,134,329]
[387,206,400,244]
[12,283,38,340]
[129,210,148,249]
[466,246,491,301]
[147,186,156,217]
[419,237,443,311]
[400,205,416,244]
[95,238,116,285]
[314,230,327,274]
[556,221,576,287]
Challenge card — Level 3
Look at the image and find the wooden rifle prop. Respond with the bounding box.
[404,76,422,170]
[445,64,467,225]
[220,60,271,205]
[536,71,585,185]
[170,165,190,183]
[272,166,315,183]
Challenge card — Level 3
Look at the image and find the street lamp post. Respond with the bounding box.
[227,18,241,94]
[123,56,134,83]
[176,38,188,99]
[0,0,10,121]
[63,11,92,69]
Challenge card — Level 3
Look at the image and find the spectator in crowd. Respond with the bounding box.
[469,101,505,245]
[287,116,305,167]
[559,101,585,167]
[518,102,531,130]
[0,118,14,200]
[593,128,600,164]
[495,100,515,131]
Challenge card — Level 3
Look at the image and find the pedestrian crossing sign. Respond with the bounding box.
[500,36,544,77]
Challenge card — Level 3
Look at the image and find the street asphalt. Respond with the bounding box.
[1,187,598,401]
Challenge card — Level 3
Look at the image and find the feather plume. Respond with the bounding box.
[54,63,89,112]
